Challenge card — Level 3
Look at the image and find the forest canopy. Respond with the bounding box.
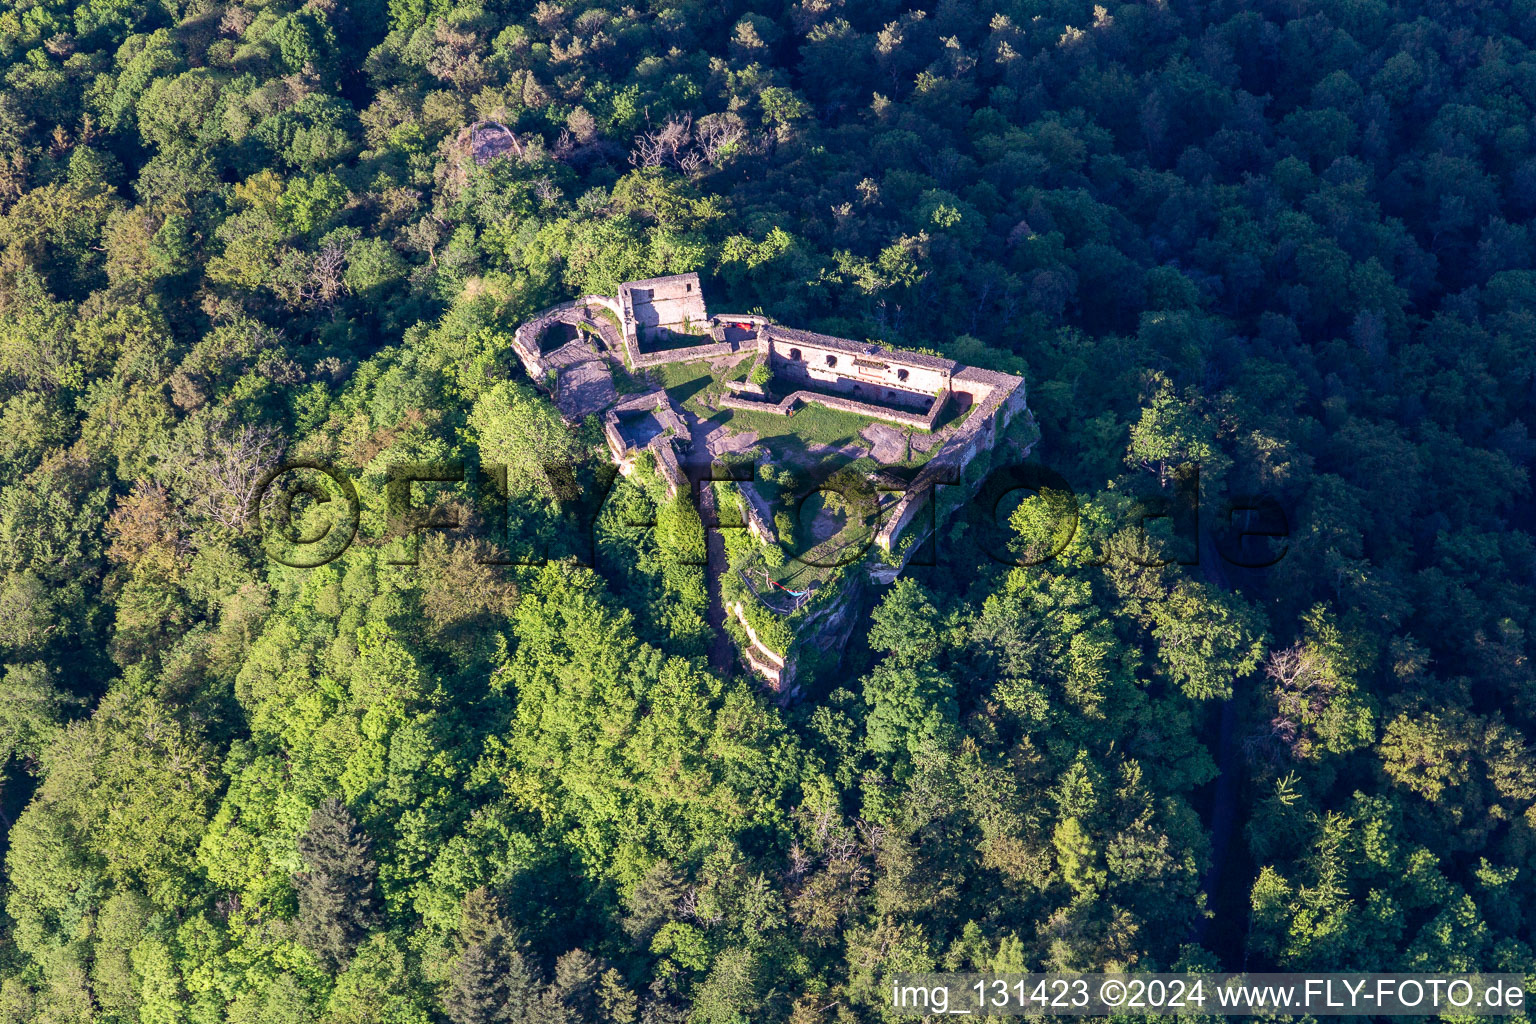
[0,0,1534,1021]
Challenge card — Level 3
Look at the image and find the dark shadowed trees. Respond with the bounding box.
[294,797,380,971]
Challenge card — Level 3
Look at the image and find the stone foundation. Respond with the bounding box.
[603,392,689,498]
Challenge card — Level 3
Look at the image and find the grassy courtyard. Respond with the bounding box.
[650,358,934,600]
[648,357,951,470]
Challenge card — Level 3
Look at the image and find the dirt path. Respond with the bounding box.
[696,483,734,675]
[675,403,759,459]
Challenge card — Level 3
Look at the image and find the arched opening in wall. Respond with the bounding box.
[896,368,909,382]
[789,348,802,361]
[825,355,837,367]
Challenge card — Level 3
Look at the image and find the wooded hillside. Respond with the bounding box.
[0,0,1533,1021]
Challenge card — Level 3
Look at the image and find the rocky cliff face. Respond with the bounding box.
[871,419,1039,584]
[785,571,870,689]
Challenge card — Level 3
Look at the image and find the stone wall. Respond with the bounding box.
[764,332,953,396]
[736,482,778,545]
[874,485,935,557]
[603,417,627,463]
[728,601,792,689]
[874,369,1029,553]
[604,391,688,498]
[618,272,712,357]
[735,570,870,697]
[653,441,684,498]
[621,273,707,335]
[718,389,942,430]
[582,293,624,323]
[717,393,793,417]
[627,339,734,368]
[513,294,624,374]
[773,360,939,412]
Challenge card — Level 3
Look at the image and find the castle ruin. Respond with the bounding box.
[510,273,1032,687]
[511,271,1029,556]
